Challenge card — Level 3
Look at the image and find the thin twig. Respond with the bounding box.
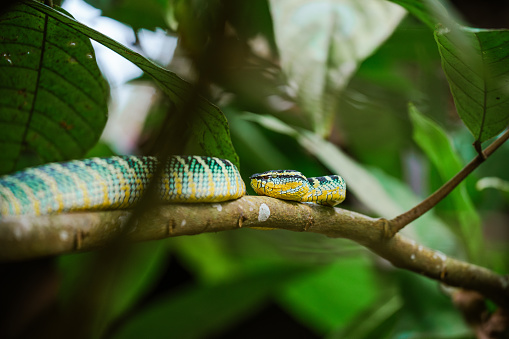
[388,128,509,235]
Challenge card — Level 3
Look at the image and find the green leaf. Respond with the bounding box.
[0,3,109,174]
[26,0,239,166]
[278,256,379,333]
[111,269,298,339]
[388,0,435,29]
[327,295,402,339]
[269,0,405,136]
[409,104,482,261]
[174,233,247,283]
[435,27,509,143]
[477,176,509,192]
[84,0,169,31]
[387,0,453,30]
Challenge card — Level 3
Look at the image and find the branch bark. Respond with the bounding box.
[1,195,508,307]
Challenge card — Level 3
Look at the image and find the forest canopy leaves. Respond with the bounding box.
[26,0,240,166]
[0,3,108,174]
[435,27,509,143]
[269,0,405,136]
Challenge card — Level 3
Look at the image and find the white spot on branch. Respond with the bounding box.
[13,218,31,239]
[181,219,186,227]
[59,231,69,241]
[258,203,270,222]
[13,227,23,240]
[118,215,129,225]
[434,251,447,262]
[212,204,222,212]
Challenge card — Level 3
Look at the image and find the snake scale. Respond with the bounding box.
[0,156,345,216]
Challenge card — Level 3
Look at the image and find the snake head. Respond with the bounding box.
[249,170,310,202]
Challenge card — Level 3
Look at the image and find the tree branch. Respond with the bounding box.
[389,128,509,234]
[0,196,508,307]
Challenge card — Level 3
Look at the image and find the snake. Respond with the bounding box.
[249,170,345,207]
[0,156,345,216]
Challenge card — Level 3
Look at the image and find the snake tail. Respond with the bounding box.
[0,155,246,216]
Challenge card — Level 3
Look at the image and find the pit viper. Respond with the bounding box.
[0,156,345,216]
[250,170,345,207]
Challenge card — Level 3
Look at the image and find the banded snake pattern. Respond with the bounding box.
[0,156,345,216]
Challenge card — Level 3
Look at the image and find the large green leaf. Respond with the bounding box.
[0,3,109,174]
[278,256,379,333]
[26,0,239,166]
[409,104,482,261]
[269,0,405,136]
[435,27,509,143]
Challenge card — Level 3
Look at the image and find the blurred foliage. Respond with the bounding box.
[268,0,406,136]
[1,0,509,338]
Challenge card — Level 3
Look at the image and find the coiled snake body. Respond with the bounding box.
[0,156,345,216]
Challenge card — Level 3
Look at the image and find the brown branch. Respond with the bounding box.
[451,290,509,338]
[389,128,509,235]
[0,196,507,307]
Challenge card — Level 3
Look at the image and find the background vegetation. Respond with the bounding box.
[1,0,508,338]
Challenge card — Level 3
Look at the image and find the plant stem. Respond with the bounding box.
[389,128,509,235]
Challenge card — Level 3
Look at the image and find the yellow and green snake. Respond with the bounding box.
[0,156,346,216]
